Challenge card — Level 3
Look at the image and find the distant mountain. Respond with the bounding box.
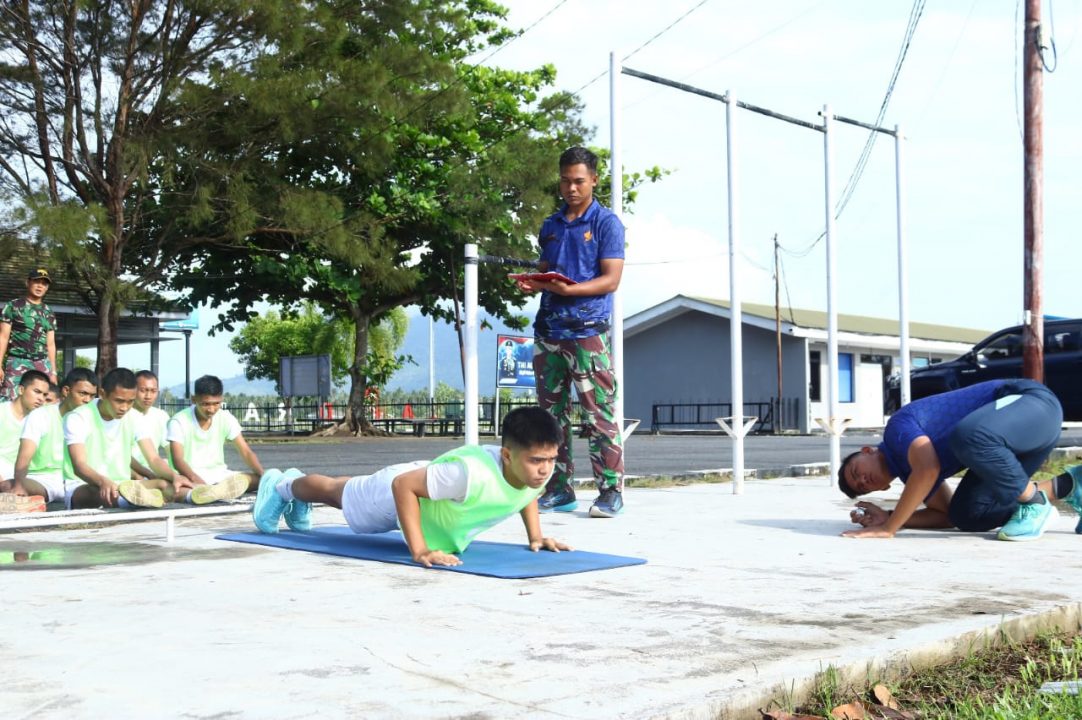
[166,374,277,398]
[387,313,534,393]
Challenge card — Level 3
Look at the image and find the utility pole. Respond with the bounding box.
[1022,0,1044,381]
[773,234,782,434]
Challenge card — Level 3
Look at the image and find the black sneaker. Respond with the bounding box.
[589,487,624,518]
[538,487,578,513]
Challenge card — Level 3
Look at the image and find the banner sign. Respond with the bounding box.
[496,335,535,388]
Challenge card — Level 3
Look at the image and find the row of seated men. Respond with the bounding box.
[0,368,263,513]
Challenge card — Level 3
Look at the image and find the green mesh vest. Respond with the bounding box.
[26,405,63,477]
[62,400,135,483]
[0,401,25,463]
[167,406,229,473]
[418,445,543,553]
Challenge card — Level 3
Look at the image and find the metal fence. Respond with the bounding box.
[160,398,587,436]
[650,397,802,434]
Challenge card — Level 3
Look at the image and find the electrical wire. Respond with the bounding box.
[833,0,926,219]
[1040,0,1059,71]
[571,0,715,95]
[471,0,571,66]
[778,0,926,261]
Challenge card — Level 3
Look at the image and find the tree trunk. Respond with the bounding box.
[347,307,372,435]
[96,292,120,374]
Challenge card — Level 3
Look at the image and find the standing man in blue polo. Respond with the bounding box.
[514,146,625,518]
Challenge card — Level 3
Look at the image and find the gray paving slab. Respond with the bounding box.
[3,476,1082,719]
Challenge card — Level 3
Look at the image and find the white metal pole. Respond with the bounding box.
[895,124,911,407]
[428,315,435,407]
[726,90,746,495]
[609,50,626,440]
[464,243,479,445]
[823,106,841,480]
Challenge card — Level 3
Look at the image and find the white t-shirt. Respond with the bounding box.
[132,406,170,460]
[423,445,504,503]
[64,400,152,447]
[21,403,59,443]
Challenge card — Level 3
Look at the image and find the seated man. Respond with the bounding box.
[253,406,572,567]
[66,368,192,510]
[167,374,263,505]
[0,370,51,513]
[6,368,98,508]
[840,378,1073,542]
[130,370,170,471]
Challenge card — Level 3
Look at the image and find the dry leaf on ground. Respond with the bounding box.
[831,700,867,719]
[872,684,901,710]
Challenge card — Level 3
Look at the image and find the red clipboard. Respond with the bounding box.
[508,272,577,285]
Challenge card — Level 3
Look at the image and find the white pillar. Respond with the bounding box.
[609,50,627,439]
[823,105,841,480]
[428,315,435,406]
[894,124,911,407]
[725,90,747,494]
[464,243,479,445]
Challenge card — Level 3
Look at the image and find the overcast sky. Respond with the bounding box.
[133,0,1082,388]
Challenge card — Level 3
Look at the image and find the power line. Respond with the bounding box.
[778,0,927,260]
[572,0,715,95]
[622,1,828,113]
[472,0,571,66]
[833,0,926,218]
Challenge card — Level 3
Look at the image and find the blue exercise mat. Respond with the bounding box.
[216,526,646,579]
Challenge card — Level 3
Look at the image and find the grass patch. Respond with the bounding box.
[784,631,1082,719]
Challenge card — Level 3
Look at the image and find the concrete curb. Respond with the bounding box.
[688,603,1082,720]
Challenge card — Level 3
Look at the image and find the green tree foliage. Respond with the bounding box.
[0,0,290,372]
[229,304,409,393]
[166,0,624,433]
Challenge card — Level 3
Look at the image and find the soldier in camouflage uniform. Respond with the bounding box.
[514,147,626,518]
[0,268,58,401]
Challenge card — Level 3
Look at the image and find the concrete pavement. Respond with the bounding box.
[3,473,1082,719]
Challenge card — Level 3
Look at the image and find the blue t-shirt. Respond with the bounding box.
[533,199,625,340]
[879,380,1008,492]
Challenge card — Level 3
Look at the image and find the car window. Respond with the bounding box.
[1046,325,1082,354]
[978,332,1023,360]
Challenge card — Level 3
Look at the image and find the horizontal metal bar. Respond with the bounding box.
[830,113,896,136]
[622,67,727,103]
[0,503,250,533]
[622,67,822,132]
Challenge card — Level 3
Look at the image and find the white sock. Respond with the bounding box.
[276,478,295,503]
[185,490,194,504]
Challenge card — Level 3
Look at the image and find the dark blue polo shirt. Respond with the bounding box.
[533,199,625,341]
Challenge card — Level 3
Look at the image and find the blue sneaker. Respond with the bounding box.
[1063,465,1082,534]
[253,469,288,534]
[589,487,624,518]
[281,468,311,532]
[538,487,578,513]
[998,491,1057,541]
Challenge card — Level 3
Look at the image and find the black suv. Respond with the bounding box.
[886,318,1082,420]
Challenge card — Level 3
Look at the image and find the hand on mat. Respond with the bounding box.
[850,502,889,527]
[529,537,573,553]
[414,549,462,568]
[842,526,895,539]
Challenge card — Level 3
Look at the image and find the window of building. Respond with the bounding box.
[809,350,821,402]
[838,352,854,403]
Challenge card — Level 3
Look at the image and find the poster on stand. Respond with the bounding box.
[496,335,535,388]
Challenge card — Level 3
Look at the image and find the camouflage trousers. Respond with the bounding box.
[533,333,624,493]
[1,357,51,401]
